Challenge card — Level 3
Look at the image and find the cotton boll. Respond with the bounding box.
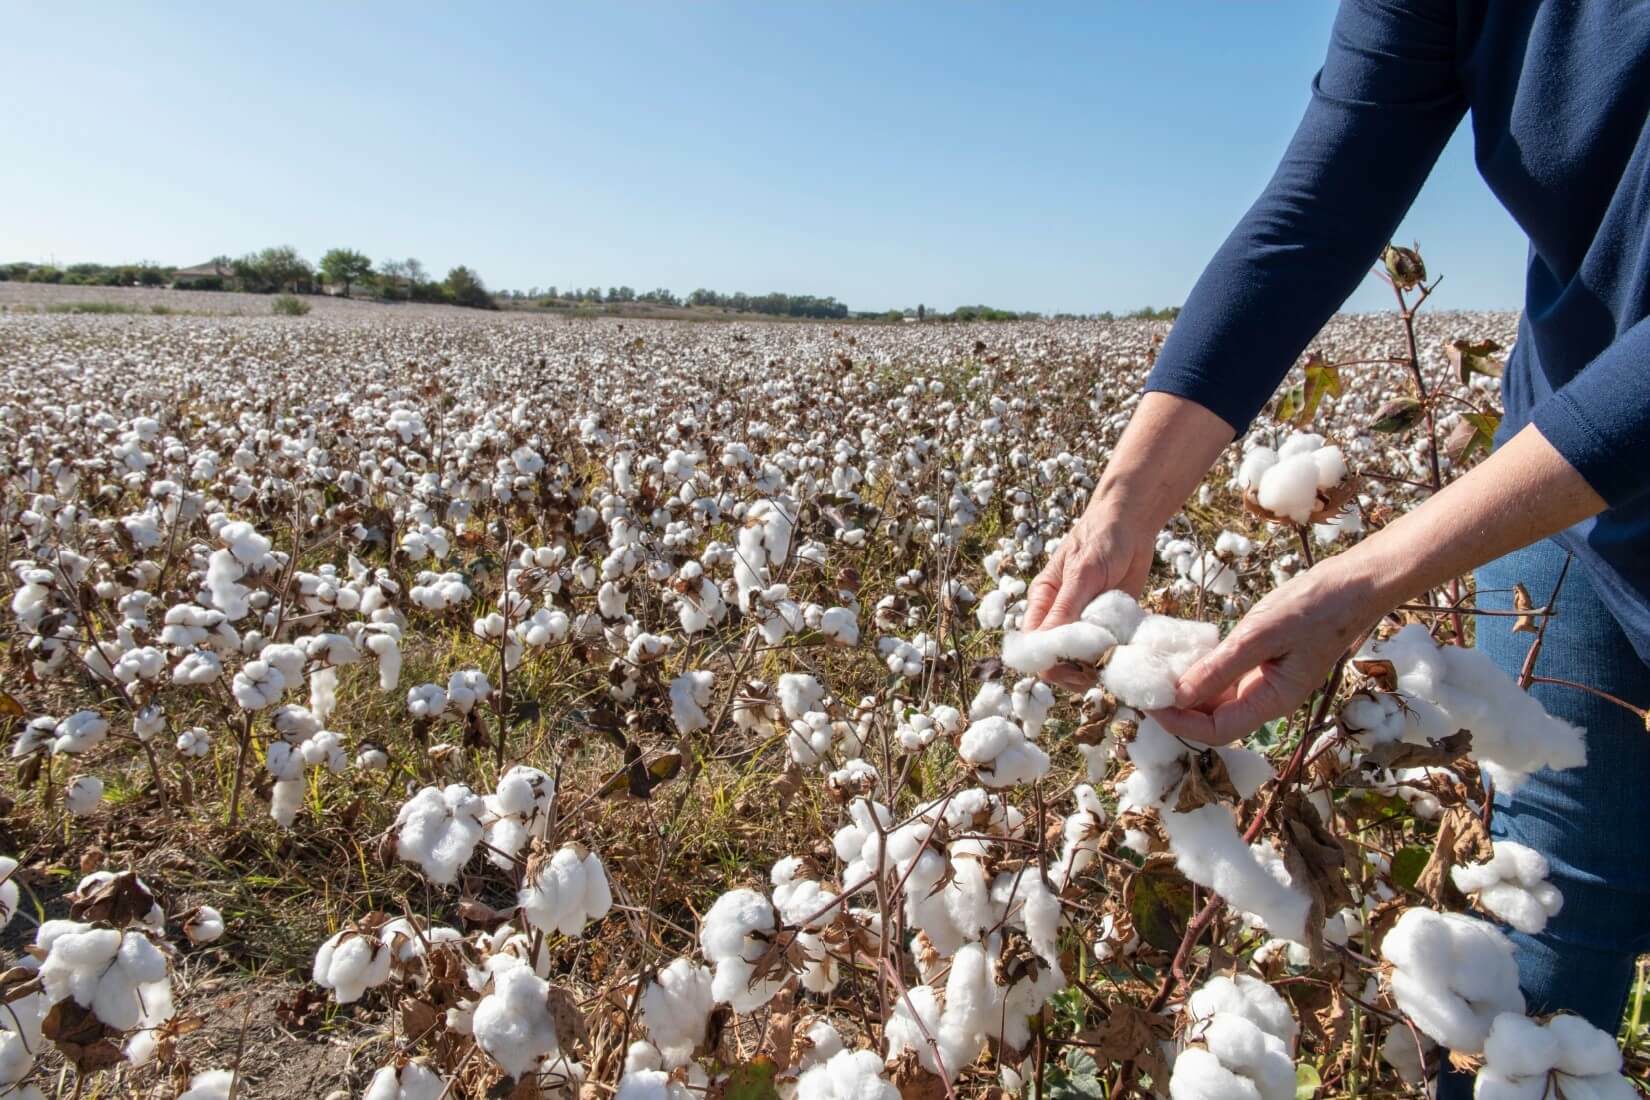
[363,1060,446,1100]
[1080,589,1145,643]
[1132,616,1220,677]
[1103,645,1179,710]
[394,784,486,885]
[958,717,1049,788]
[1172,1014,1295,1100]
[819,606,860,646]
[1380,908,1524,1052]
[795,1048,899,1100]
[176,1070,238,1100]
[1011,677,1056,739]
[473,960,560,1080]
[1255,454,1324,525]
[969,680,1012,721]
[1359,625,1587,791]
[518,846,612,936]
[1001,622,1115,675]
[1187,975,1298,1049]
[641,957,714,1066]
[64,775,103,816]
[181,905,225,945]
[1236,447,1278,492]
[1451,841,1564,934]
[1476,1013,1635,1100]
[701,888,787,1012]
[313,927,393,1004]
[175,726,211,757]
[51,710,109,754]
[885,985,960,1080]
[777,673,825,720]
[670,670,715,734]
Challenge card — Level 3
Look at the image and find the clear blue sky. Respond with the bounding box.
[0,2,1527,314]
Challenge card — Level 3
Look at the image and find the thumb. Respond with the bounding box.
[1174,627,1275,709]
[1040,561,1103,629]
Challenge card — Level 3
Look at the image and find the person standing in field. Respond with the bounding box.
[1024,1,1650,1090]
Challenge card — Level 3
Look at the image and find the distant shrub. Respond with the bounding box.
[272,294,311,316]
[43,301,142,315]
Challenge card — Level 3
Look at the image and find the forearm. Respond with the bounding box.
[1090,392,1234,530]
[1331,424,1608,615]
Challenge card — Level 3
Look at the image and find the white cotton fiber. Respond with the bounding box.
[518,845,612,936]
[394,784,486,885]
[1477,1012,1635,1100]
[1002,622,1116,675]
[958,716,1049,788]
[1359,624,1587,791]
[1082,589,1146,642]
[1103,645,1179,710]
[1187,974,1298,1050]
[640,957,714,1066]
[1380,908,1524,1052]
[363,1060,445,1100]
[313,927,392,1004]
[1451,840,1564,935]
[473,960,560,1079]
[1102,614,1219,710]
[795,1048,899,1100]
[700,888,786,1013]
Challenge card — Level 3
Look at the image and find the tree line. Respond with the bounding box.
[1,254,1181,322]
[1,248,498,311]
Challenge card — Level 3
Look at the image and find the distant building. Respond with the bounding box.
[171,262,232,290]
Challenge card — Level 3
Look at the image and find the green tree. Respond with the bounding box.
[319,248,374,297]
[444,265,496,310]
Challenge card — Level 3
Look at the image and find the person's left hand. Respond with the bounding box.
[1150,554,1387,745]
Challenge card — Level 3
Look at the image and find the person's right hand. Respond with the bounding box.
[1022,502,1155,690]
[1017,391,1238,693]
[1023,505,1153,631]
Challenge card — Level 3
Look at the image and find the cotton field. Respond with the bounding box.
[0,299,1637,1099]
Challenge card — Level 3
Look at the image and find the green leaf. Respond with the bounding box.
[1295,353,1341,425]
[1392,846,1430,890]
[1444,410,1501,464]
[1295,1062,1322,1100]
[1370,397,1425,434]
[1128,862,1195,952]
[1274,384,1306,425]
[719,1056,780,1100]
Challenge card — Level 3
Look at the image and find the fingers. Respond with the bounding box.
[1022,569,1063,633]
[1154,664,1295,745]
[1039,572,1095,630]
[1173,621,1276,709]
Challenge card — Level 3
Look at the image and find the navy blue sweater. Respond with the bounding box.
[1143,0,1650,662]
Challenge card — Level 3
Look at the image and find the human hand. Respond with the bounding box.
[1151,554,1387,745]
[1022,503,1155,690]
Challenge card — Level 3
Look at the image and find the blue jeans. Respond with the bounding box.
[1437,538,1650,1097]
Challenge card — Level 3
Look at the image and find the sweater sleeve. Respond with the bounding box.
[1143,0,1467,434]
[1530,315,1650,507]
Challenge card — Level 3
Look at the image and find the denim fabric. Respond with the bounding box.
[1436,537,1650,1098]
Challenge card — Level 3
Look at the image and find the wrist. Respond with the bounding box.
[1317,540,1407,628]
